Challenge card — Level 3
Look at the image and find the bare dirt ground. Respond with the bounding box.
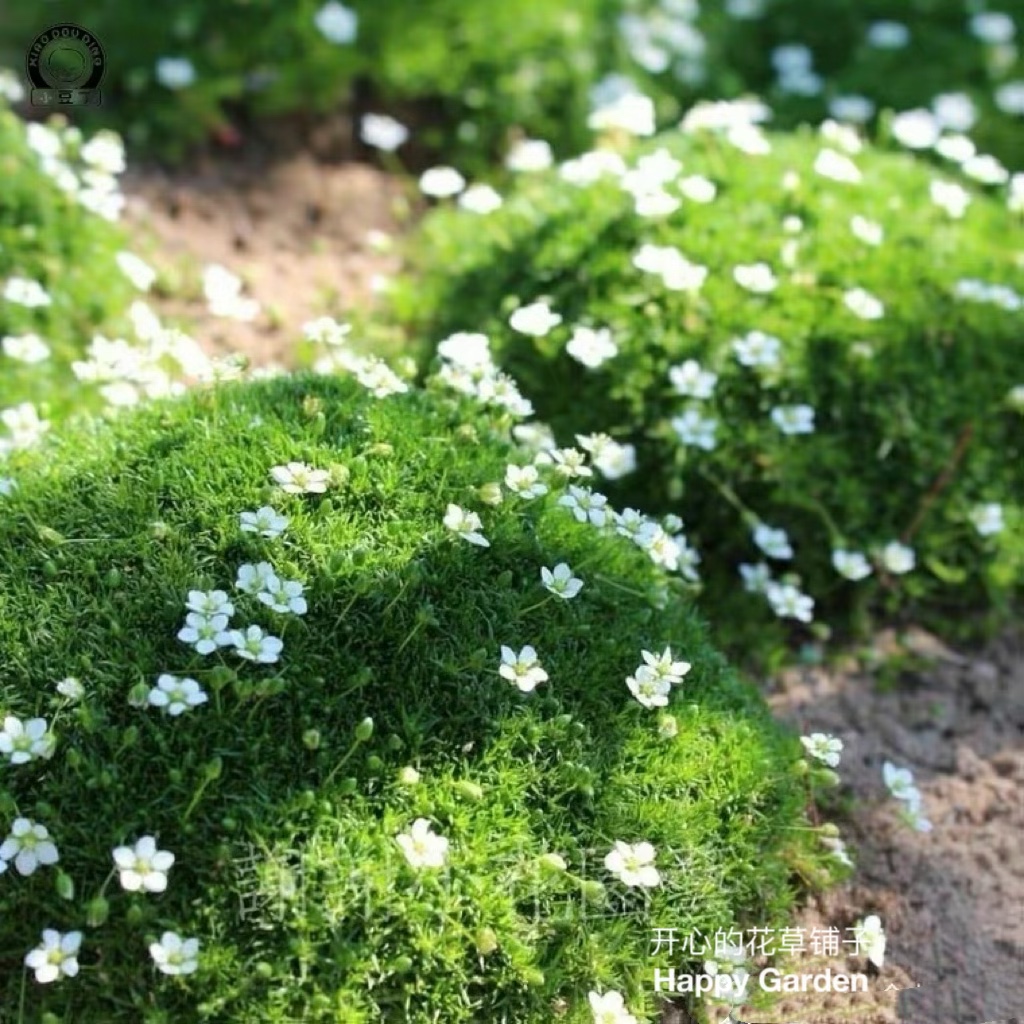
[688,625,1023,1024]
[120,113,403,368]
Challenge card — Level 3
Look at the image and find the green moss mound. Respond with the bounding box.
[0,103,202,454]
[0,374,820,1023]
[389,124,1024,656]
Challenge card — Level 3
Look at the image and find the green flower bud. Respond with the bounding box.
[85,895,110,927]
[455,779,484,801]
[302,728,321,750]
[538,852,568,873]
[355,717,374,742]
[55,870,75,901]
[475,926,499,955]
[398,766,421,786]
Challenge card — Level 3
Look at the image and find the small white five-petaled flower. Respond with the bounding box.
[150,931,201,975]
[229,625,284,663]
[396,818,449,869]
[0,818,60,876]
[24,929,82,984]
[604,840,661,888]
[270,462,331,495]
[112,836,175,893]
[240,506,289,538]
[147,675,208,716]
[498,645,549,692]
[801,732,843,767]
[443,504,490,547]
[541,563,584,599]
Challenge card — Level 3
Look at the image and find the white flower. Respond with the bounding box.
[360,113,408,151]
[733,262,778,293]
[112,836,174,892]
[626,665,672,708]
[147,674,208,716]
[236,561,278,596]
[852,915,886,968]
[436,331,493,370]
[443,504,490,547]
[866,20,909,48]
[0,819,59,876]
[537,446,592,479]
[458,183,503,214]
[766,581,814,622]
[541,563,583,599]
[0,477,15,497]
[499,645,549,692]
[588,92,656,136]
[970,11,1015,45]
[271,462,330,495]
[995,81,1024,116]
[844,287,885,320]
[24,929,82,984]
[640,647,691,686]
[1,402,50,449]
[771,404,815,435]
[154,57,196,90]
[504,463,548,499]
[739,562,773,594]
[396,818,449,869]
[240,506,289,538]
[591,438,637,479]
[604,840,660,887]
[257,576,307,615]
[801,732,843,767]
[303,317,351,346]
[567,326,618,368]
[510,301,562,337]
[821,835,853,867]
[314,0,358,44]
[615,508,652,543]
[733,329,782,368]
[177,612,231,655]
[0,716,54,765]
[670,409,717,450]
[149,932,200,976]
[932,92,976,133]
[115,252,156,291]
[882,761,921,805]
[2,333,51,364]
[935,133,977,163]
[55,677,84,701]
[186,589,234,618]
[891,108,940,150]
[829,94,875,123]
[814,148,861,184]
[669,359,717,399]
[419,166,466,198]
[850,215,884,245]
[962,154,1009,186]
[506,138,553,173]
[558,485,609,527]
[969,502,1004,537]
[679,174,717,202]
[202,264,259,321]
[753,524,793,560]
[633,243,707,292]
[589,989,639,1024]
[353,357,408,398]
[880,541,915,574]
[3,277,51,307]
[229,625,284,663]
[832,549,872,581]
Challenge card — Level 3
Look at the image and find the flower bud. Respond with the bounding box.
[657,713,679,739]
[355,717,374,742]
[302,728,321,750]
[398,766,421,786]
[85,896,110,927]
[538,852,568,873]
[455,779,484,801]
[475,926,499,955]
[478,482,503,506]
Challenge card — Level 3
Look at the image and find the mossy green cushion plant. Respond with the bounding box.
[389,117,1024,659]
[0,102,209,456]
[0,373,826,1022]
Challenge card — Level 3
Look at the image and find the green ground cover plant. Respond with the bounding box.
[0,372,831,1023]
[0,0,622,165]
[388,117,1024,660]
[0,100,208,456]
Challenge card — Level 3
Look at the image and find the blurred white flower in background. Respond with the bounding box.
[155,57,196,90]
[360,113,408,152]
[314,1,358,44]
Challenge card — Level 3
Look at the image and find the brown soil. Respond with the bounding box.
[120,113,404,368]
[681,625,1023,1024]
